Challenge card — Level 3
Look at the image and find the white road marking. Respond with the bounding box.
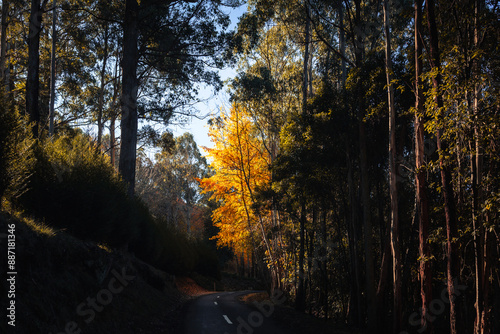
[223,315,233,325]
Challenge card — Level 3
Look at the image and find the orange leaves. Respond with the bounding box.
[199,103,270,254]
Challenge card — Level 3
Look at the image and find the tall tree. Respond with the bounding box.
[119,0,139,196]
[425,1,459,333]
[119,0,233,196]
[296,0,311,313]
[96,24,109,147]
[26,0,44,137]
[383,0,401,332]
[355,0,374,326]
[48,0,57,137]
[199,103,273,275]
[414,0,432,332]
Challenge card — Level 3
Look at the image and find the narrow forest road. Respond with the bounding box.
[183,291,288,334]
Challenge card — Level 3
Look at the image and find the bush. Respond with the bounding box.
[154,221,197,274]
[9,130,219,278]
[16,133,143,247]
[192,239,220,279]
[0,103,34,202]
[146,219,220,278]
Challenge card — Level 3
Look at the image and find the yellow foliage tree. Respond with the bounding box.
[199,103,273,263]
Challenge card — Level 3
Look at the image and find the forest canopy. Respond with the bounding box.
[0,1,499,334]
[199,1,500,334]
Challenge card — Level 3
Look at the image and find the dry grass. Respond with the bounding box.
[175,276,213,296]
[240,291,270,303]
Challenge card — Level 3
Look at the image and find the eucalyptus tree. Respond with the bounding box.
[26,0,43,137]
[56,0,122,134]
[233,0,315,297]
[119,0,239,196]
[135,132,210,233]
[414,1,432,332]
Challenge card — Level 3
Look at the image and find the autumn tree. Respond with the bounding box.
[199,103,278,286]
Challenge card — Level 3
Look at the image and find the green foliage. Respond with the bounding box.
[0,102,34,202]
[16,133,140,247]
[274,81,349,206]
[136,132,211,229]
[8,131,220,277]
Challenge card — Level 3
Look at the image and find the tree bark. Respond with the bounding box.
[97,25,109,147]
[383,1,401,332]
[26,0,42,138]
[109,58,120,169]
[320,208,328,319]
[49,0,57,137]
[295,1,311,313]
[360,116,375,329]
[338,2,346,88]
[415,1,433,332]
[119,0,140,197]
[472,2,492,333]
[352,1,366,327]
[425,1,459,333]
[302,1,310,108]
[376,229,392,333]
[359,3,375,327]
[346,147,362,326]
[295,201,306,311]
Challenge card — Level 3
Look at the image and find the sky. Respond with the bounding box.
[170,4,248,153]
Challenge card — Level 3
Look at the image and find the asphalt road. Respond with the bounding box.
[184,291,288,334]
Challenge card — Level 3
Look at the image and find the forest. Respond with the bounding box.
[0,0,499,334]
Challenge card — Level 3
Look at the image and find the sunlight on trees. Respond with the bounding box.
[0,0,499,333]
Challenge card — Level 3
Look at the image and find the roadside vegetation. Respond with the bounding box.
[0,101,223,333]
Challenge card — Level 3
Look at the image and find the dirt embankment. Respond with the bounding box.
[1,211,187,334]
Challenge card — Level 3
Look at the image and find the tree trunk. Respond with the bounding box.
[302,1,310,108]
[360,116,375,329]
[109,59,120,169]
[425,1,459,333]
[26,0,42,138]
[320,208,328,319]
[349,2,365,326]
[358,3,375,327]
[49,0,57,137]
[295,1,310,313]
[376,230,392,333]
[383,1,402,332]
[338,2,346,88]
[415,0,433,332]
[0,0,8,89]
[110,114,116,166]
[119,0,140,197]
[97,25,109,147]
[307,225,315,315]
[296,201,306,312]
[472,2,492,333]
[346,147,362,326]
